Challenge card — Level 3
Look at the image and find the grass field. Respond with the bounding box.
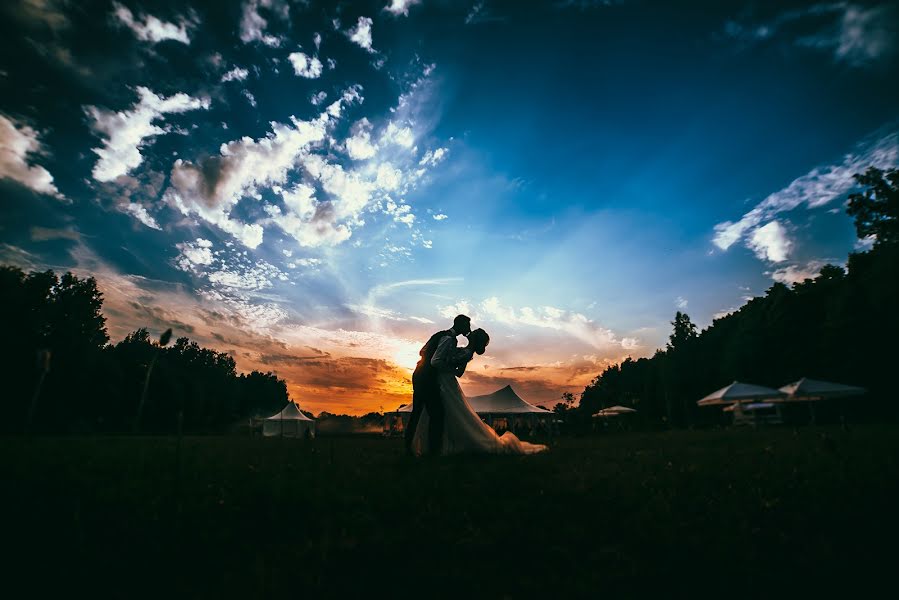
[3,427,898,597]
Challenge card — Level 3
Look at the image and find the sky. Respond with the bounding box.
[1,0,897,415]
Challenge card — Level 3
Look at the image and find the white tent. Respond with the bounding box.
[592,405,637,418]
[778,378,867,400]
[385,385,552,435]
[697,381,786,406]
[263,402,315,438]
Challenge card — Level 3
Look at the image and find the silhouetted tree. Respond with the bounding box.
[847,167,899,247]
[0,267,293,433]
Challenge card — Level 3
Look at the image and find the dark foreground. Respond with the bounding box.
[2,427,898,597]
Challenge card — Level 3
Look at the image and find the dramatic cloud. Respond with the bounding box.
[0,114,62,198]
[164,88,362,248]
[384,0,421,17]
[85,86,210,182]
[221,66,249,82]
[712,130,899,254]
[747,220,793,262]
[112,2,192,45]
[239,0,289,47]
[346,16,375,53]
[287,51,323,79]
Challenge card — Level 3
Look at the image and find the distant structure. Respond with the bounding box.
[262,402,315,438]
[384,385,553,436]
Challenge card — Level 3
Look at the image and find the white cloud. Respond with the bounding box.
[675,296,688,310]
[419,147,447,166]
[175,238,214,272]
[713,130,898,253]
[382,121,415,148]
[344,118,377,160]
[346,16,375,53]
[0,114,62,198]
[769,260,829,285]
[112,2,192,45]
[310,91,328,106]
[207,261,284,290]
[432,213,448,221]
[122,202,161,230]
[384,0,421,17]
[85,86,210,182]
[239,0,288,47]
[288,51,323,79]
[221,66,249,82]
[313,32,322,50]
[747,220,793,263]
[242,89,257,107]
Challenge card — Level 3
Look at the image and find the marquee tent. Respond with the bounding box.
[263,402,315,438]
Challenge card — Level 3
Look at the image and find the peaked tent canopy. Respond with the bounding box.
[697,381,786,406]
[263,402,315,438]
[265,402,314,421]
[779,378,867,400]
[395,385,551,415]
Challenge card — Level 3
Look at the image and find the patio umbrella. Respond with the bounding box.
[697,381,786,406]
[778,378,867,400]
[778,377,867,424]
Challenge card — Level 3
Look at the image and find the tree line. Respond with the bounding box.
[0,267,290,434]
[572,167,899,428]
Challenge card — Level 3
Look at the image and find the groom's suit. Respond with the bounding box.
[406,328,456,455]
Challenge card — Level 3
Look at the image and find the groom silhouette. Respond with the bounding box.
[405,314,472,456]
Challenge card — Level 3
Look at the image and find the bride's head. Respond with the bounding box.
[468,328,490,355]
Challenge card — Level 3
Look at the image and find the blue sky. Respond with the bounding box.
[1,0,897,413]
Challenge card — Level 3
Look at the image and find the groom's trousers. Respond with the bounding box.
[406,373,445,455]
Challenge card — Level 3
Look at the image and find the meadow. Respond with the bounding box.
[3,426,898,597]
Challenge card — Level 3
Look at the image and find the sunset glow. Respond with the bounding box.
[2,1,897,414]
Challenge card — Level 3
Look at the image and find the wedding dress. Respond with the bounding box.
[411,349,548,456]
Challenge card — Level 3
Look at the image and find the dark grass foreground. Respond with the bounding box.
[3,428,898,597]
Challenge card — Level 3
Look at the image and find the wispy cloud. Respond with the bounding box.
[712,129,899,256]
[723,2,897,66]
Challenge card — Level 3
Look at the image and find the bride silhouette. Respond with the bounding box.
[409,323,548,457]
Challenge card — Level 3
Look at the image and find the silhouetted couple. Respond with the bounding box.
[404,314,547,457]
